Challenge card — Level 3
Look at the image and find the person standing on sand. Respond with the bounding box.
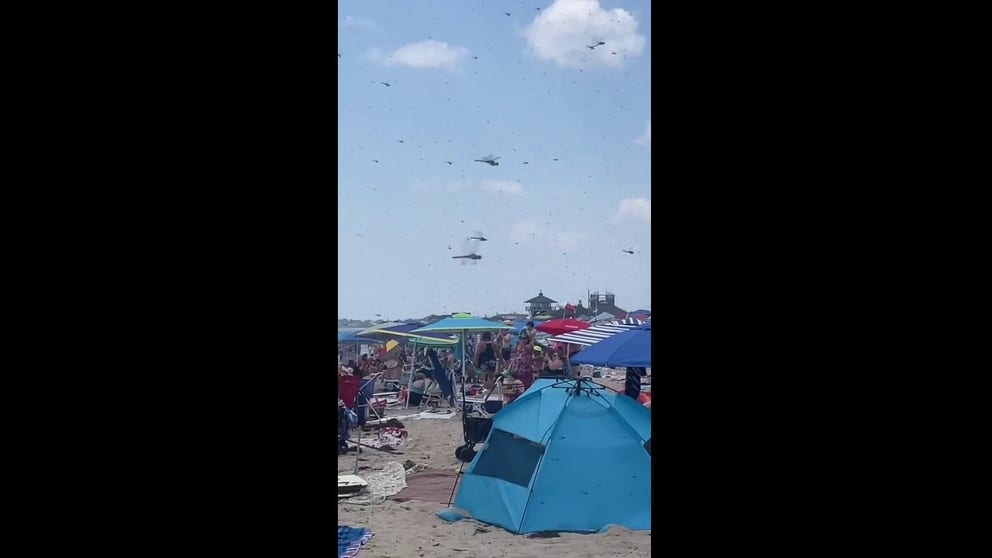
[625,367,646,400]
[519,321,537,346]
[511,333,536,390]
[474,331,498,382]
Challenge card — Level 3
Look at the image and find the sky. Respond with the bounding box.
[338,0,651,320]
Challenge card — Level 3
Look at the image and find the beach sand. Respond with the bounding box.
[338,380,650,558]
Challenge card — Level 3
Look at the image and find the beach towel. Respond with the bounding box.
[392,469,462,503]
[337,525,374,558]
[341,462,408,505]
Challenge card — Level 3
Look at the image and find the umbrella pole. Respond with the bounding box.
[405,340,415,409]
[460,331,467,413]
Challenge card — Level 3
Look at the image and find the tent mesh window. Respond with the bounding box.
[472,429,545,487]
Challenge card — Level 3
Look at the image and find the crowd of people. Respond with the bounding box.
[337,321,648,413]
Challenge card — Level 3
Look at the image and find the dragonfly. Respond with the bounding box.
[473,155,501,167]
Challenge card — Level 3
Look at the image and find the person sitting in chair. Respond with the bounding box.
[501,371,525,405]
[408,372,428,406]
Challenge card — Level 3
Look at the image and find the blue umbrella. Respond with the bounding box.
[337,331,381,344]
[570,323,651,368]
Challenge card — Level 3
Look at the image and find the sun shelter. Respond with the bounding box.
[452,377,651,534]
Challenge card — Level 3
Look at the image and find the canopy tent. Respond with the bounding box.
[547,319,645,347]
[453,377,651,533]
[570,322,651,368]
[589,311,618,323]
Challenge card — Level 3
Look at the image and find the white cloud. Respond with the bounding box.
[369,40,470,70]
[340,15,379,31]
[551,231,587,251]
[480,180,526,196]
[523,0,646,68]
[611,198,651,223]
[635,120,651,148]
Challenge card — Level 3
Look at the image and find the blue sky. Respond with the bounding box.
[338,0,651,320]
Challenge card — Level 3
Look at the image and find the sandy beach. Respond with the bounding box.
[338,378,651,558]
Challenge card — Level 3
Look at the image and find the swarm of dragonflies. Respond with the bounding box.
[452,231,487,265]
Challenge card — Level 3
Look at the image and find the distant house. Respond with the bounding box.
[588,291,627,320]
[524,291,558,316]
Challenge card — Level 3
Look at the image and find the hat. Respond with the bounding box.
[533,345,542,352]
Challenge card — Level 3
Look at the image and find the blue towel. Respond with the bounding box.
[429,353,454,400]
[338,525,373,558]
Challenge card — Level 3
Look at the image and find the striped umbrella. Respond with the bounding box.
[548,318,645,347]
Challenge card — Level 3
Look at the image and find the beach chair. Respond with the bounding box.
[424,353,456,409]
[339,375,360,409]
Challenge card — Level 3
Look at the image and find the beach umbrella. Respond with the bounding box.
[570,323,651,368]
[535,318,590,336]
[356,322,459,345]
[412,313,512,406]
[356,322,407,335]
[549,319,645,347]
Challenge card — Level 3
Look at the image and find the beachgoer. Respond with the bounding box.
[510,333,536,390]
[501,371,525,405]
[499,344,512,370]
[519,321,537,346]
[625,367,646,399]
[408,373,428,406]
[474,331,498,381]
[500,330,512,351]
[531,345,545,378]
[548,352,564,372]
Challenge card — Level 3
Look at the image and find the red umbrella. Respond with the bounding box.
[536,318,590,336]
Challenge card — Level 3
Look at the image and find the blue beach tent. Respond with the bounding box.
[452,378,651,534]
